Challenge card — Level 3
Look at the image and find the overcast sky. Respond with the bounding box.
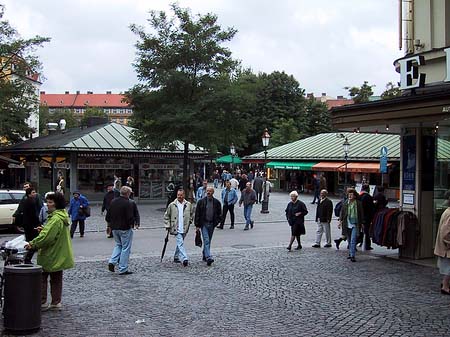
[2,0,403,98]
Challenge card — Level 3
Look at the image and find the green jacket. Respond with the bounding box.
[30,209,74,272]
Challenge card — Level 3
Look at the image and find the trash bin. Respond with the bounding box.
[3,264,42,334]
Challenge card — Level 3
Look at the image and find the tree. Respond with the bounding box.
[0,4,50,143]
[80,106,108,126]
[303,95,332,138]
[39,106,78,136]
[381,81,402,100]
[270,118,301,147]
[344,81,374,104]
[126,3,239,189]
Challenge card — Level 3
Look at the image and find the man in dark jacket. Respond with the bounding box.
[359,184,375,250]
[101,183,116,238]
[195,187,222,266]
[106,186,140,275]
[313,189,333,248]
[253,174,263,203]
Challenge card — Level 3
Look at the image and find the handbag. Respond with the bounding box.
[78,206,91,217]
[195,230,202,247]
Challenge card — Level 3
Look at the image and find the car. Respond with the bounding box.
[0,190,25,231]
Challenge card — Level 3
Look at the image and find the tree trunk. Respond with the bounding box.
[183,141,189,192]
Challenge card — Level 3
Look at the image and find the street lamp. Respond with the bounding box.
[230,143,236,171]
[343,137,350,190]
[261,128,271,214]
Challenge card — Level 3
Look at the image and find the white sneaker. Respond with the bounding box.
[49,303,62,310]
[41,303,50,311]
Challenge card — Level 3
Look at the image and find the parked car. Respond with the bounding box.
[0,190,25,231]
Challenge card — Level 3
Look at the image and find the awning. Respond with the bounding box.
[338,162,392,173]
[216,154,242,164]
[312,162,345,172]
[266,161,317,170]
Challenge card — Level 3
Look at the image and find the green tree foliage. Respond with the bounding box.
[344,81,374,104]
[270,118,301,148]
[302,95,332,138]
[381,81,402,100]
[39,106,78,135]
[80,106,108,126]
[126,3,239,188]
[0,4,50,143]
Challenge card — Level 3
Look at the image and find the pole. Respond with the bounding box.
[344,152,348,191]
[261,148,270,214]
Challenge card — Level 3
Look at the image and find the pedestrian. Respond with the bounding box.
[218,180,238,229]
[164,189,194,266]
[126,176,135,199]
[434,190,450,295]
[22,187,40,263]
[230,174,239,190]
[253,174,263,204]
[213,170,220,189]
[285,191,308,251]
[106,186,140,275]
[359,184,375,250]
[68,191,89,238]
[13,182,43,230]
[194,186,222,266]
[113,174,122,192]
[238,174,248,192]
[195,179,208,201]
[338,188,364,262]
[239,182,257,230]
[311,174,320,204]
[101,183,116,238]
[262,175,272,203]
[373,186,388,211]
[56,174,65,194]
[312,189,333,248]
[319,173,327,191]
[25,192,74,311]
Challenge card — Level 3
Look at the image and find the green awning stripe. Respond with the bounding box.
[266,161,318,170]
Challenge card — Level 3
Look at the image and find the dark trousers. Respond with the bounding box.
[70,219,85,237]
[312,189,320,203]
[221,203,235,226]
[42,270,63,305]
[361,223,372,248]
[255,191,262,203]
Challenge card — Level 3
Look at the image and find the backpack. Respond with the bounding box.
[334,200,343,217]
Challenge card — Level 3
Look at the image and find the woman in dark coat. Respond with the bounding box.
[285,190,308,251]
[22,187,40,263]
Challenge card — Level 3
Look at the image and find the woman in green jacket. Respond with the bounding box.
[25,192,74,311]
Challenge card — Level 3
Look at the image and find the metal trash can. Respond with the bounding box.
[3,264,42,334]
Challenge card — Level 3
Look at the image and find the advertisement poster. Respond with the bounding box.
[402,135,416,191]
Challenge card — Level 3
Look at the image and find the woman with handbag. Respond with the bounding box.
[285,190,308,251]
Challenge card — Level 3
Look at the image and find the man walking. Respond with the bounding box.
[253,174,263,203]
[164,189,194,266]
[101,183,116,238]
[106,186,140,275]
[230,174,239,190]
[218,180,238,229]
[195,187,222,266]
[311,174,320,204]
[359,184,375,250]
[196,179,208,201]
[68,191,89,238]
[239,182,257,230]
[312,189,333,248]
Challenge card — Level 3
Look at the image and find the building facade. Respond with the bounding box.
[40,91,133,125]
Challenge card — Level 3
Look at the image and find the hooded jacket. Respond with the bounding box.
[30,209,74,272]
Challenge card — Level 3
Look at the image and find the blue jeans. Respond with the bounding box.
[348,226,358,258]
[244,204,253,226]
[201,223,215,260]
[174,233,188,262]
[213,179,218,188]
[109,229,133,273]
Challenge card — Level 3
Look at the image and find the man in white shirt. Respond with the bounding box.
[230,175,239,190]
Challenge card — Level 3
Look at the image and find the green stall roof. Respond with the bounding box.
[266,161,318,170]
[216,154,242,164]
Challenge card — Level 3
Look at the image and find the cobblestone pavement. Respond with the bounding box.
[2,245,449,337]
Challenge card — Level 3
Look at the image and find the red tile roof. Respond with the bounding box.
[324,99,354,110]
[40,93,129,107]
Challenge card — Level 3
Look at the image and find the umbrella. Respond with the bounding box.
[160,230,170,262]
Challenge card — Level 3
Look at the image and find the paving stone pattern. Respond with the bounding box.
[3,246,449,337]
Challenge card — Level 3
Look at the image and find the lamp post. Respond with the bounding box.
[230,143,236,172]
[261,128,271,214]
[343,137,350,191]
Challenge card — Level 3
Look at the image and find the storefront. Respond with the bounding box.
[0,122,208,200]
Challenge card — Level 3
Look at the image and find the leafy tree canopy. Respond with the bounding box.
[0,4,50,144]
[39,106,78,136]
[381,81,402,100]
[344,81,374,104]
[80,106,108,126]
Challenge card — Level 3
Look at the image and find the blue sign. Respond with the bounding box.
[380,146,388,174]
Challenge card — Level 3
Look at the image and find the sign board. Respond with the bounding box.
[380,146,388,174]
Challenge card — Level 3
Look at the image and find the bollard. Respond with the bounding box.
[3,264,42,334]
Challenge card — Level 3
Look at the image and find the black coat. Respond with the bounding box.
[360,192,375,224]
[285,200,308,226]
[106,196,140,230]
[315,197,333,223]
[22,197,40,241]
[195,197,222,228]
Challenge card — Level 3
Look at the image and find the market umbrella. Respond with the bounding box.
[216,154,242,164]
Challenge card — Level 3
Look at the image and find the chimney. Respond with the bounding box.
[306,93,314,99]
[65,91,69,94]
[87,91,93,94]
[76,90,80,94]
[337,95,344,99]
[106,91,111,94]
[321,92,326,96]
[40,91,45,95]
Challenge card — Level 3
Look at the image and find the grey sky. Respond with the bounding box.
[3,0,403,98]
